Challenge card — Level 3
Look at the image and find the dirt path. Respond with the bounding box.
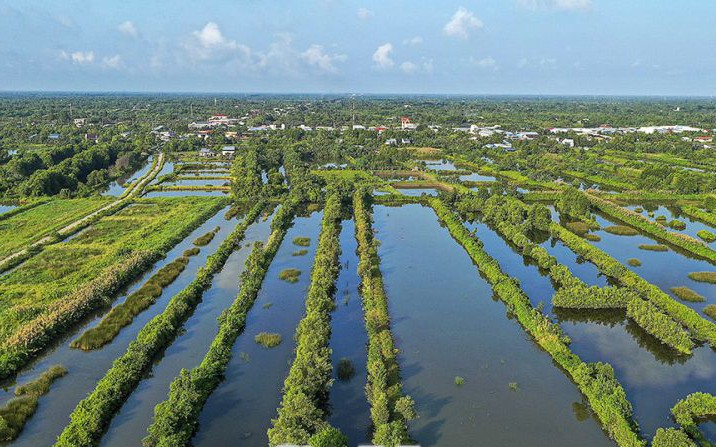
[0,152,165,270]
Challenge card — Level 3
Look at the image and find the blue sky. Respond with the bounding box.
[1,0,714,95]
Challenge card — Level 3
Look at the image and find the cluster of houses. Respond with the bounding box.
[198,146,236,158]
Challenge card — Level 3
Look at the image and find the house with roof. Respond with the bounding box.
[84,133,99,142]
[199,148,217,158]
[222,145,236,157]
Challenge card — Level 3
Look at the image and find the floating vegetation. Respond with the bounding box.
[292,236,311,247]
[254,332,282,348]
[508,382,519,391]
[634,207,644,213]
[565,221,589,236]
[669,220,686,230]
[183,247,200,257]
[604,225,639,236]
[670,287,705,303]
[0,365,67,442]
[279,268,302,283]
[705,305,716,321]
[262,302,273,309]
[697,229,716,242]
[193,226,220,246]
[337,358,356,381]
[638,244,668,252]
[454,376,465,386]
[627,258,642,267]
[688,271,716,284]
[584,233,601,242]
[291,249,308,256]
[71,255,192,350]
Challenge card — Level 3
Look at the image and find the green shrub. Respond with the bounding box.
[687,271,716,284]
[651,428,696,447]
[337,358,355,381]
[293,236,311,247]
[605,225,639,236]
[308,426,348,447]
[697,229,716,242]
[627,258,642,267]
[454,376,465,386]
[279,268,302,283]
[670,287,705,303]
[638,244,668,251]
[671,392,716,445]
[255,332,282,348]
[508,382,519,391]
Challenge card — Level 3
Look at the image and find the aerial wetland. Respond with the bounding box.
[3,96,716,447]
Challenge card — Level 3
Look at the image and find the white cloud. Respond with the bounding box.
[118,21,138,38]
[372,43,394,69]
[403,36,423,46]
[474,56,498,70]
[186,22,252,63]
[443,7,483,39]
[518,0,593,11]
[400,61,418,74]
[102,55,123,69]
[300,44,345,74]
[357,7,374,19]
[60,50,95,65]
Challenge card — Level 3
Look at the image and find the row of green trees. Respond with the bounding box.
[143,199,297,447]
[463,193,690,352]
[551,222,716,348]
[268,192,345,445]
[353,189,415,446]
[429,197,645,447]
[626,299,694,355]
[54,201,266,447]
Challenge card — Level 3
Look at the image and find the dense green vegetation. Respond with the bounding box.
[671,393,716,446]
[255,332,283,348]
[6,95,716,446]
[268,192,346,445]
[0,365,67,441]
[192,226,220,246]
[279,268,302,283]
[143,199,296,447]
[54,201,265,447]
[353,189,415,446]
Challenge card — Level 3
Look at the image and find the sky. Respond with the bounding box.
[1,0,715,95]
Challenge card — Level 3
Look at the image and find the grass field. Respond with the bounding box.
[0,198,114,259]
[0,197,224,343]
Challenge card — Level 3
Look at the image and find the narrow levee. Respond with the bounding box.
[373,203,612,446]
[2,205,264,447]
[98,210,276,447]
[327,218,371,445]
[192,209,323,447]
